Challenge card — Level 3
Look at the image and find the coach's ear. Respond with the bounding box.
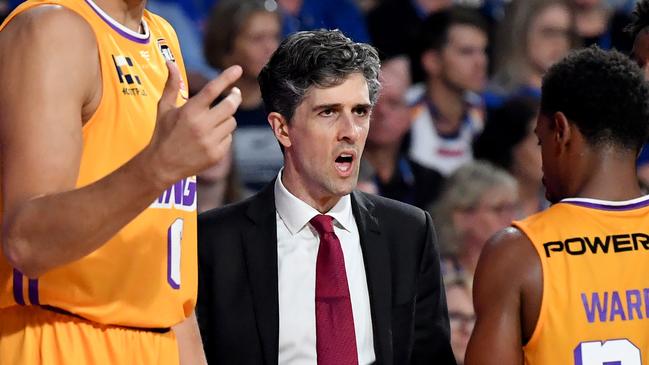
[268,112,291,149]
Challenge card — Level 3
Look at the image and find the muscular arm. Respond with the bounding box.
[174,311,207,365]
[464,227,542,365]
[0,6,242,278]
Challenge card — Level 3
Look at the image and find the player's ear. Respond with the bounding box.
[268,112,291,149]
[552,111,572,148]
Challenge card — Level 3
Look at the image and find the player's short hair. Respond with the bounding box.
[540,46,649,152]
[625,0,649,41]
[258,29,381,122]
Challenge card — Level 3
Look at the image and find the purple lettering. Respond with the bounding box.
[626,290,643,320]
[609,291,627,321]
[582,292,608,323]
[172,179,185,206]
[183,180,196,206]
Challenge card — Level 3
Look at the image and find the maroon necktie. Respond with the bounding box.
[310,214,359,365]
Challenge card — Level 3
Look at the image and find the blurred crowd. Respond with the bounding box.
[1,0,643,363]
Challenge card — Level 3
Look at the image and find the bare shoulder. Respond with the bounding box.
[1,4,95,44]
[465,226,542,365]
[474,226,542,342]
[0,4,100,120]
[477,227,538,277]
[0,4,102,217]
[474,226,540,304]
[0,4,98,76]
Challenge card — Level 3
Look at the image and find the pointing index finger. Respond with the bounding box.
[187,65,243,110]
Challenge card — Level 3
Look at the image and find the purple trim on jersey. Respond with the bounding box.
[563,198,649,211]
[28,279,40,305]
[12,269,25,305]
[167,225,180,289]
[84,0,150,44]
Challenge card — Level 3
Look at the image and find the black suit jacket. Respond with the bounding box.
[197,182,455,364]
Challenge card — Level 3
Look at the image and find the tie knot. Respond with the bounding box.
[309,214,334,235]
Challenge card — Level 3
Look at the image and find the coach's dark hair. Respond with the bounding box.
[625,0,649,41]
[258,29,381,122]
[540,46,649,152]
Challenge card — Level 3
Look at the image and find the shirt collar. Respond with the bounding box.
[274,170,354,235]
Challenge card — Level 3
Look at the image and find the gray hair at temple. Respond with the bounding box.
[258,29,381,122]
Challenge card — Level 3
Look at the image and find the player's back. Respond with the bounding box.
[515,195,649,364]
[0,0,195,329]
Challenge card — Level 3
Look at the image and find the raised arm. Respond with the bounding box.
[0,6,242,278]
[464,227,542,365]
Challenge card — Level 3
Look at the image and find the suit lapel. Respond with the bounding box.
[352,191,393,365]
[244,183,280,365]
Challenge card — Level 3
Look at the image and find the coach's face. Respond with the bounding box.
[272,73,372,210]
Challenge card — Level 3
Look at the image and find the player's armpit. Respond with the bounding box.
[464,227,542,365]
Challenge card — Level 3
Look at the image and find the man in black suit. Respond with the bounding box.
[197,29,455,365]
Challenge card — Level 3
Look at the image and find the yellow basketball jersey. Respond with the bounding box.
[0,0,195,329]
[515,196,649,364]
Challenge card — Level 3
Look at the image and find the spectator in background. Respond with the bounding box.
[147,0,219,96]
[197,146,247,213]
[367,0,453,82]
[474,97,548,218]
[625,0,649,186]
[409,7,488,176]
[204,0,282,192]
[431,161,518,282]
[0,0,8,23]
[485,0,576,109]
[277,0,370,42]
[444,276,475,365]
[363,55,445,209]
[572,0,633,51]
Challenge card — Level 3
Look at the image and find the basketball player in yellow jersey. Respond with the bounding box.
[465,47,649,365]
[0,0,242,363]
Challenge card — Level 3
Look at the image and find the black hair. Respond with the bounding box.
[258,29,381,122]
[625,0,649,40]
[474,97,539,170]
[416,6,488,55]
[540,46,649,152]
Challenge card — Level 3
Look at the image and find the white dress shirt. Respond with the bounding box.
[275,172,376,365]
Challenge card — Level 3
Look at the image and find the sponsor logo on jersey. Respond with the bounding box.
[157,38,188,101]
[157,38,175,62]
[112,54,147,96]
[543,233,649,257]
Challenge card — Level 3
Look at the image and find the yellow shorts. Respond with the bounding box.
[0,305,180,365]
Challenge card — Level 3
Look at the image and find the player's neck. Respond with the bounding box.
[573,152,643,201]
[93,0,147,33]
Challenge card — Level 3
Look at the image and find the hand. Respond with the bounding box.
[144,61,243,189]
